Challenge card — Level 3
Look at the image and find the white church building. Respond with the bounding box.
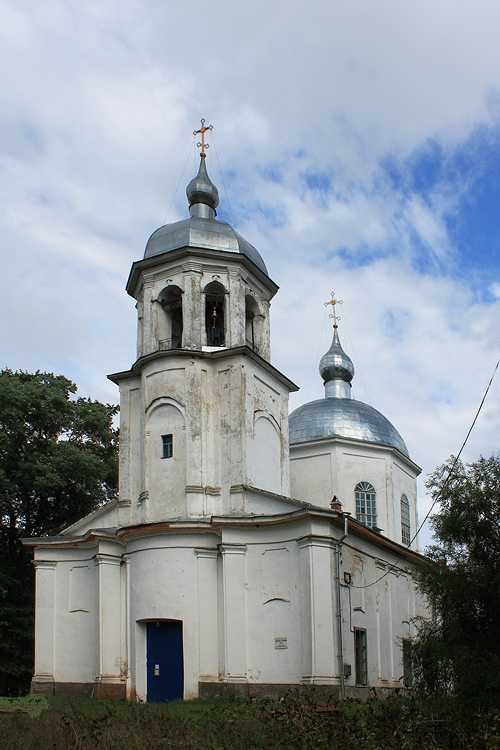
[25,135,425,702]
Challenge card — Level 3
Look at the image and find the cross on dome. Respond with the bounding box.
[186,121,219,217]
[193,118,213,157]
[324,292,343,329]
[319,295,354,399]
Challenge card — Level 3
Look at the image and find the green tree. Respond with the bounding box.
[412,453,500,708]
[0,370,118,694]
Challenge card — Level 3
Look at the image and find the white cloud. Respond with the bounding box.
[490,282,500,300]
[1,0,500,549]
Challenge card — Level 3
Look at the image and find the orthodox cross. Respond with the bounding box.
[193,119,213,157]
[324,292,343,329]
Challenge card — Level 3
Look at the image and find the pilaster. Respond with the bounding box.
[136,301,144,360]
[94,551,126,699]
[228,272,245,349]
[118,383,131,503]
[261,299,271,361]
[220,544,247,681]
[123,555,132,699]
[196,548,219,682]
[298,535,337,684]
[142,281,155,356]
[31,560,56,695]
[182,266,203,349]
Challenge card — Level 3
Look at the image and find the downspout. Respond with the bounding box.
[335,513,349,700]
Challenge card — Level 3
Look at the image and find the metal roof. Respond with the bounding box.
[144,216,268,274]
[289,397,409,457]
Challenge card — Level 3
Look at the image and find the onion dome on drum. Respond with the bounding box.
[143,152,268,275]
[186,153,219,216]
[319,328,354,399]
[289,325,409,457]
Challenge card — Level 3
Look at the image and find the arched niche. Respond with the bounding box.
[157,285,183,350]
[146,401,186,516]
[245,295,261,353]
[204,280,226,347]
[253,412,282,494]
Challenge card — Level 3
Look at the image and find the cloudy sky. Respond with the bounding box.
[1,0,499,547]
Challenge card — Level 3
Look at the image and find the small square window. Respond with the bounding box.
[161,434,173,459]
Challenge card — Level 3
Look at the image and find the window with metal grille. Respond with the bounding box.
[355,482,377,528]
[354,628,368,685]
[161,434,173,459]
[401,494,411,546]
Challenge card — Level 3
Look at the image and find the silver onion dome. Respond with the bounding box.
[319,328,354,395]
[186,154,219,216]
[143,155,268,275]
[289,326,409,456]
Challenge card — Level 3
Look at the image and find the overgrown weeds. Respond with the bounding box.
[0,694,498,749]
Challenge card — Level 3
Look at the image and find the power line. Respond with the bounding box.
[341,305,371,406]
[161,137,196,226]
[211,132,237,229]
[301,306,328,406]
[350,357,500,589]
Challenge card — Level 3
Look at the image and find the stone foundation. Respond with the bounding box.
[31,678,126,700]
[94,679,127,700]
[198,681,400,702]
[32,677,399,702]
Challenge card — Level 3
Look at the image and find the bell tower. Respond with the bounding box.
[131,139,273,362]
[109,123,298,525]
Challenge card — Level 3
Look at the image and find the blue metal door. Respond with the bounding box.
[146,621,184,702]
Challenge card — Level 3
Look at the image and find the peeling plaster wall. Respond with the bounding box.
[290,441,419,548]
[133,254,275,361]
[127,535,209,701]
[29,228,427,701]
[340,540,423,688]
[31,517,427,700]
[114,351,292,523]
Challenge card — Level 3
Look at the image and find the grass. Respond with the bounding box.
[0,694,499,749]
[0,696,47,717]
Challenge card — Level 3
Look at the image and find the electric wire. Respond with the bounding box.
[350,356,500,589]
[341,306,371,406]
[301,306,328,406]
[161,137,196,226]
[211,132,237,229]
[154,127,499,591]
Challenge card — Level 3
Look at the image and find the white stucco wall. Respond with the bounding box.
[290,439,420,548]
[113,350,292,526]
[31,512,427,700]
[132,254,275,362]
[29,219,427,701]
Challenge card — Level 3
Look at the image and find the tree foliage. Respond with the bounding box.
[0,370,119,693]
[412,453,500,707]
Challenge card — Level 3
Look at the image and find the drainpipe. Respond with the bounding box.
[334,513,349,700]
